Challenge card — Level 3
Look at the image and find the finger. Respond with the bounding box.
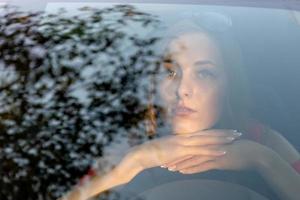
[167,155,216,171]
[185,145,227,157]
[179,160,219,174]
[161,155,194,168]
[182,135,237,146]
[182,129,242,138]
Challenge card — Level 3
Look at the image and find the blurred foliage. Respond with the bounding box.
[0,5,163,200]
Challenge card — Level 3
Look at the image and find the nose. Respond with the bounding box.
[176,74,193,99]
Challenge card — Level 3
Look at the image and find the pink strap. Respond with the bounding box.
[291,160,300,173]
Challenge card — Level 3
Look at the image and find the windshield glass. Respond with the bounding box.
[1,1,300,200]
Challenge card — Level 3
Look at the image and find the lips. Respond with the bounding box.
[173,105,197,116]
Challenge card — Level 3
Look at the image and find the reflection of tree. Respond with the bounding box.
[0,5,162,199]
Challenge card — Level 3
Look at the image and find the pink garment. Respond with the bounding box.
[245,120,264,143]
[291,160,300,173]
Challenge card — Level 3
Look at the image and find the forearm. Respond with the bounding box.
[60,170,124,200]
[61,151,143,200]
[257,149,300,200]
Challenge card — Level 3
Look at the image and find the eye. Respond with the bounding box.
[166,69,177,78]
[197,69,215,79]
[161,59,178,79]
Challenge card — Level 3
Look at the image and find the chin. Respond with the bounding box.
[172,123,206,135]
[172,119,217,135]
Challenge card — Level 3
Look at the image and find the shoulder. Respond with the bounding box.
[262,126,300,164]
[244,119,299,164]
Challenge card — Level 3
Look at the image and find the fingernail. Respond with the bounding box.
[217,150,227,155]
[226,137,235,141]
[168,165,176,171]
[233,131,242,137]
[160,165,167,168]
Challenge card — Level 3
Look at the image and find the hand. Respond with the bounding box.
[129,129,242,170]
[163,139,270,174]
[57,129,242,200]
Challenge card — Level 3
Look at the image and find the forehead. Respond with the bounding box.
[166,32,223,65]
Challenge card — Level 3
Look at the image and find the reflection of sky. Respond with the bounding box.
[44,2,225,31]
[5,1,300,28]
[1,3,300,198]
[44,2,299,34]
[45,2,234,25]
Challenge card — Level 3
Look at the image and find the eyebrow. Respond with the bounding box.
[194,60,216,67]
[162,54,177,69]
[162,53,174,62]
[162,57,217,70]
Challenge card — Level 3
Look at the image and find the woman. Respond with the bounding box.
[60,18,300,200]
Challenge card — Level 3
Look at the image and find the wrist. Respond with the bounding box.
[115,146,144,183]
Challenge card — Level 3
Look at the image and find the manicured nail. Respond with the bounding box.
[233,131,242,137]
[168,168,176,172]
[217,150,227,155]
[226,137,235,141]
[168,165,176,171]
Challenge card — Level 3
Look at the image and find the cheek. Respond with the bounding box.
[194,80,226,123]
[199,81,225,103]
[158,80,176,104]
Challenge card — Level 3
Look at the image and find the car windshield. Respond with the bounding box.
[1,1,300,200]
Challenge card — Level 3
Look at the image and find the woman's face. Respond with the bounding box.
[159,31,227,135]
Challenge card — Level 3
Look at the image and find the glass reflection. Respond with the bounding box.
[0,3,300,200]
